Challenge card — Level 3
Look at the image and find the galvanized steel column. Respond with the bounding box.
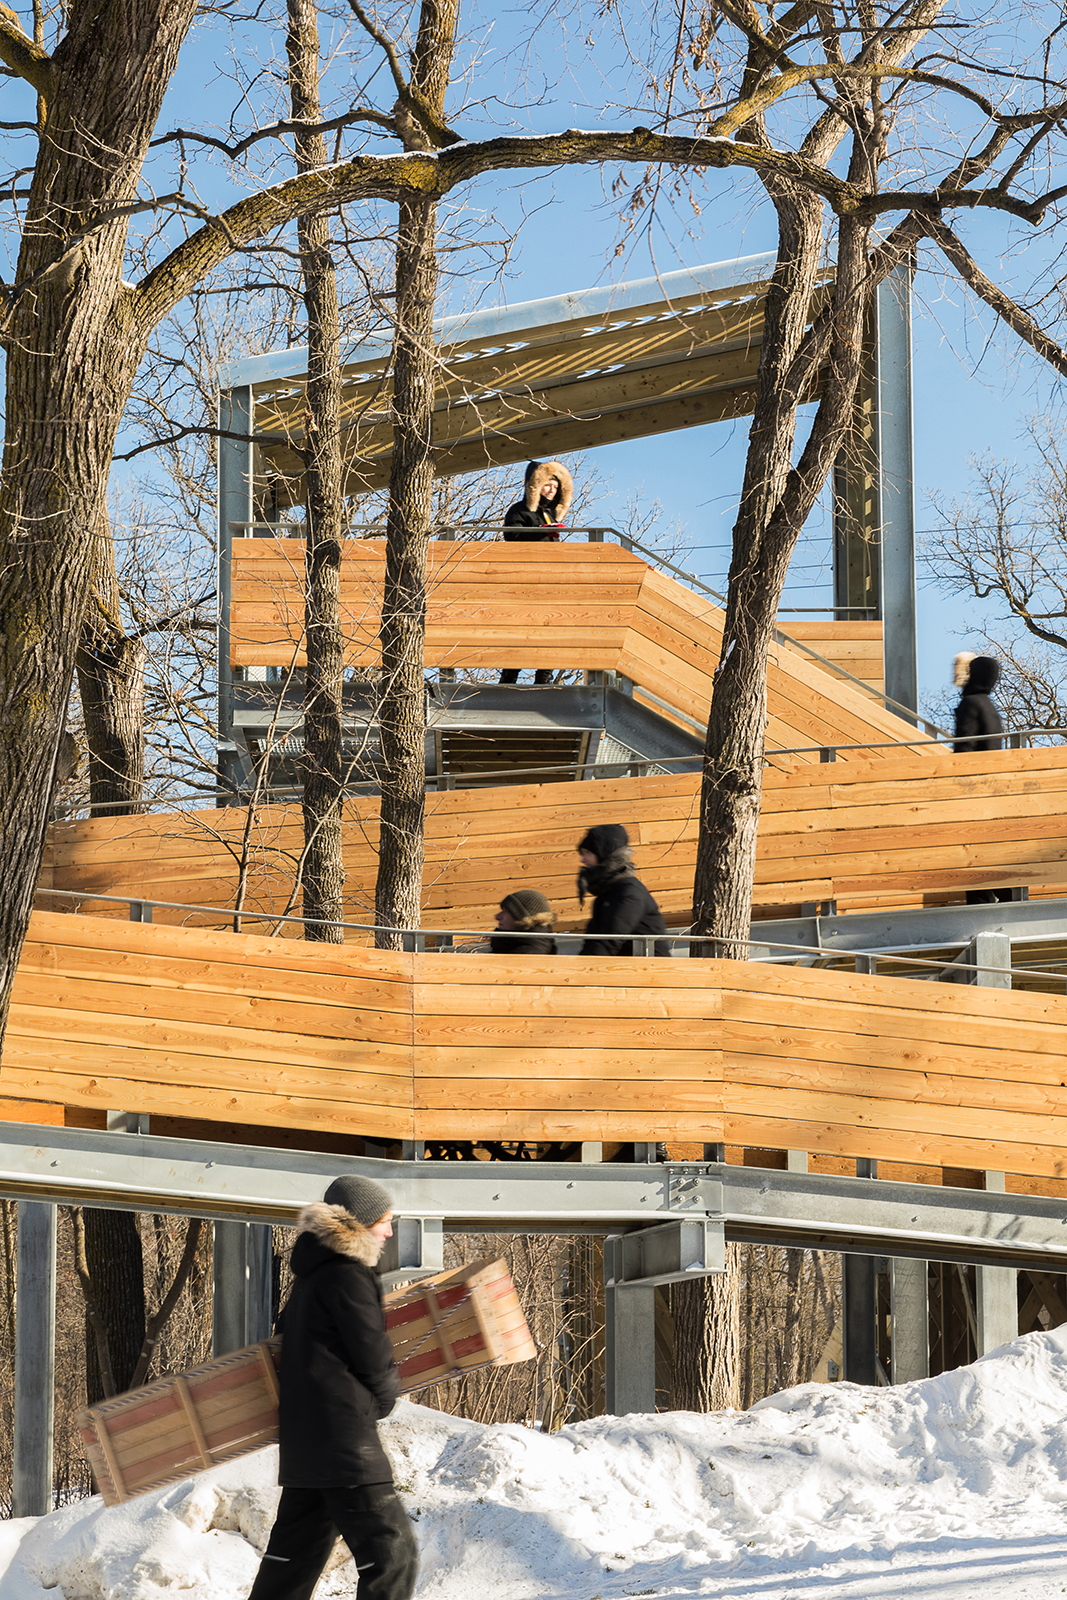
[212,1220,274,1355]
[603,1237,656,1414]
[13,1201,57,1517]
[876,261,917,713]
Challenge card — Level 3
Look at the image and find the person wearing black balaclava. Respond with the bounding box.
[575,823,670,956]
[953,653,1005,754]
[952,653,1013,905]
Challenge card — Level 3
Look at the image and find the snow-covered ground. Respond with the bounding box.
[5,1328,1067,1599]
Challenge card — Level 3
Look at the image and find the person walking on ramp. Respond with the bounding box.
[576,823,670,956]
[247,1173,417,1600]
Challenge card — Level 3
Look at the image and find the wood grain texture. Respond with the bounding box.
[228,538,917,754]
[7,911,1067,1176]
[43,743,1067,935]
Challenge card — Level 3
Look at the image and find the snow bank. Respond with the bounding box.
[5,1329,1067,1599]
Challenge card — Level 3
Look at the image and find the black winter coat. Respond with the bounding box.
[954,691,1003,752]
[276,1203,399,1488]
[502,499,561,542]
[578,850,670,957]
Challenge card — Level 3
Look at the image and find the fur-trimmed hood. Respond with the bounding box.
[524,460,573,520]
[296,1202,382,1267]
[509,907,557,933]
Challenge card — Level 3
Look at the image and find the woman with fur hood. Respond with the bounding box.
[576,823,670,957]
[502,459,574,540]
[499,460,574,685]
[247,1174,418,1600]
[489,888,558,954]
[952,652,1005,753]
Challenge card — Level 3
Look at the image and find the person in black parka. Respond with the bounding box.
[576,823,671,956]
[952,652,1015,906]
[247,1174,417,1600]
[489,888,558,954]
[953,653,1005,753]
[500,461,574,685]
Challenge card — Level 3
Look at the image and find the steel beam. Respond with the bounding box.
[13,1202,56,1517]
[0,1128,1066,1271]
[750,895,1067,959]
[605,1218,724,1288]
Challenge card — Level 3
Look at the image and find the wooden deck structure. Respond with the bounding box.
[6,910,1067,1181]
[41,744,1067,932]
[234,257,823,502]
[228,538,910,756]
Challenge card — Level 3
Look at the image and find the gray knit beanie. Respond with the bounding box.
[324,1173,394,1227]
[500,888,552,920]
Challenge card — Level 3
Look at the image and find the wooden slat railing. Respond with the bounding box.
[42,744,1067,931]
[7,911,1067,1178]
[228,539,919,758]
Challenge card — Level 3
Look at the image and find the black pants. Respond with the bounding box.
[499,668,553,684]
[247,1483,418,1600]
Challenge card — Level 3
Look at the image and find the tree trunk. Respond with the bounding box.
[374,0,457,947]
[375,192,438,945]
[83,1209,146,1402]
[690,186,828,952]
[0,0,198,1046]
[670,1245,741,1410]
[287,0,346,943]
[75,508,147,818]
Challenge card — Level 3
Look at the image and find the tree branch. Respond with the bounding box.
[129,1219,202,1388]
[345,0,461,149]
[150,105,396,160]
[923,214,1067,379]
[0,3,52,100]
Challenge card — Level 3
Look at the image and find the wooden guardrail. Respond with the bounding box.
[41,745,1067,931]
[6,911,1067,1178]
[228,539,915,758]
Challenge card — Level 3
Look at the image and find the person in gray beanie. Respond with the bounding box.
[247,1174,417,1600]
[489,887,558,954]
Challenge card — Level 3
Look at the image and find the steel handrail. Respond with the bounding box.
[30,886,1067,984]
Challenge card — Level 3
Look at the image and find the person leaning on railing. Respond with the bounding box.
[489,888,558,954]
[499,460,574,686]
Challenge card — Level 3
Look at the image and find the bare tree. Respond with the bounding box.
[287,0,348,942]
[3,0,1067,1041]
[923,418,1067,732]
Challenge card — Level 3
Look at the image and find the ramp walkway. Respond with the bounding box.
[7,908,1067,1182]
[42,743,1067,930]
[227,537,923,758]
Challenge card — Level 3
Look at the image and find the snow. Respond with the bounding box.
[5,1330,1067,1599]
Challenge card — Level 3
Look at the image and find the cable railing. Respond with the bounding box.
[30,885,1067,988]
[51,718,1067,820]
